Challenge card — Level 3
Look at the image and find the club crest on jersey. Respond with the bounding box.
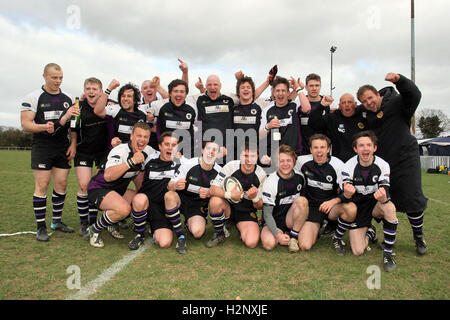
[297,184,302,191]
[372,175,379,183]
[326,175,333,182]
[377,111,383,118]
[63,102,70,109]
[357,122,365,129]
[251,109,257,115]
[186,113,192,120]
[288,109,294,116]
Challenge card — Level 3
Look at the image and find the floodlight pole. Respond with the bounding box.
[330,46,337,97]
[411,0,416,134]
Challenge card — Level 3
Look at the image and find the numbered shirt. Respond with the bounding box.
[211,160,267,212]
[105,104,147,143]
[340,155,391,204]
[295,155,344,207]
[88,143,157,194]
[261,171,305,221]
[171,157,222,201]
[21,87,74,147]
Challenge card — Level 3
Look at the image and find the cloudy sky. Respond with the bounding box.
[1,0,449,129]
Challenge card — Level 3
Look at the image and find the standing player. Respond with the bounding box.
[209,142,267,249]
[299,73,330,154]
[147,79,197,158]
[129,132,188,253]
[166,140,223,245]
[295,134,356,251]
[357,73,427,255]
[72,77,109,237]
[336,131,398,272]
[260,76,311,158]
[21,63,78,241]
[86,122,156,248]
[260,145,309,252]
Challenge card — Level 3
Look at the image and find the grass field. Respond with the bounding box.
[0,150,449,300]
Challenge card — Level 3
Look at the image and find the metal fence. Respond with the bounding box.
[420,156,450,169]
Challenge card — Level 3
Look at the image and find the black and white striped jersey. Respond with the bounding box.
[171,157,222,201]
[295,154,344,207]
[88,143,157,194]
[21,87,74,147]
[139,156,186,203]
[260,98,303,155]
[104,104,147,143]
[211,160,267,212]
[261,170,305,220]
[340,155,391,204]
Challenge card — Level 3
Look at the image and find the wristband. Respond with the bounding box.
[126,158,135,169]
[382,198,391,204]
[264,124,270,132]
[252,196,260,203]
[105,89,112,95]
[224,191,231,200]
[295,87,303,93]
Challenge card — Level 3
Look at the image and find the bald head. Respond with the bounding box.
[206,74,222,100]
[339,93,357,117]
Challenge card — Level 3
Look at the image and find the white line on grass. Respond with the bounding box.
[66,239,152,300]
[429,198,450,206]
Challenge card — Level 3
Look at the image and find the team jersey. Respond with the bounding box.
[211,160,267,212]
[260,99,303,155]
[139,156,186,203]
[104,104,147,143]
[148,97,197,156]
[340,155,391,204]
[299,98,330,154]
[196,94,235,147]
[72,99,108,154]
[295,154,344,207]
[171,157,222,202]
[21,87,74,148]
[261,170,305,221]
[88,143,157,194]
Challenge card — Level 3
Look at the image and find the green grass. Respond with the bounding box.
[0,150,449,300]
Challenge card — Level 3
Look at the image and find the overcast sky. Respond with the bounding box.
[1,0,449,129]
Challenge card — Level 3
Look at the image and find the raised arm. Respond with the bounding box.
[179,58,189,84]
[95,79,120,118]
[385,73,422,118]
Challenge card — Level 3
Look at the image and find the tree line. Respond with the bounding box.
[0,127,32,147]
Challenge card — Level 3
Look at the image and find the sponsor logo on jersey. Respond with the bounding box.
[38,164,47,169]
[338,124,345,133]
[80,161,87,166]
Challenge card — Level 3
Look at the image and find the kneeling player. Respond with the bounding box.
[166,140,222,245]
[87,122,156,248]
[336,131,398,271]
[130,132,188,253]
[209,142,267,249]
[260,145,309,252]
[295,134,356,251]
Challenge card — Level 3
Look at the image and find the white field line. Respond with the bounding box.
[428,197,450,206]
[65,239,152,300]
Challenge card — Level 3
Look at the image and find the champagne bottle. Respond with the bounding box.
[70,97,80,129]
[273,116,281,141]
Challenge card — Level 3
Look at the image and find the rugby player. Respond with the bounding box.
[260,145,309,252]
[166,140,223,246]
[357,73,428,255]
[209,142,267,249]
[72,77,109,237]
[21,63,78,241]
[295,134,356,251]
[129,132,188,253]
[86,122,155,248]
[337,131,398,272]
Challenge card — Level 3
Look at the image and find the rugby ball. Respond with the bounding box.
[224,176,243,204]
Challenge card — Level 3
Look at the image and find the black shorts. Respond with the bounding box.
[306,205,327,225]
[74,150,108,168]
[230,205,258,224]
[88,188,113,209]
[148,201,172,231]
[180,195,208,222]
[31,145,71,170]
[349,199,377,230]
